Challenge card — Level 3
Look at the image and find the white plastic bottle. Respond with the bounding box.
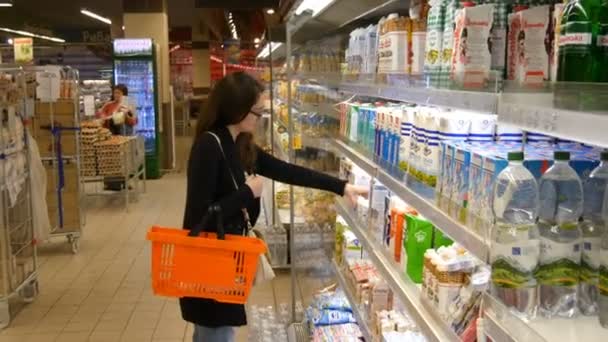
[537,151,583,318]
[491,151,540,320]
[580,151,608,315]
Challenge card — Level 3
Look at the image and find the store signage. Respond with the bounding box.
[83,95,96,117]
[13,38,33,64]
[36,66,61,102]
[113,39,153,57]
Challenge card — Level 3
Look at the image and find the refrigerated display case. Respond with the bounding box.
[112,38,161,179]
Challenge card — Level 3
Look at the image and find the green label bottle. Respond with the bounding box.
[557,0,600,82]
[598,0,608,82]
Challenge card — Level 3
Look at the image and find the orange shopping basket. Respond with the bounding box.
[146,205,267,304]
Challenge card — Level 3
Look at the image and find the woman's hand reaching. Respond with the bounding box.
[343,184,369,207]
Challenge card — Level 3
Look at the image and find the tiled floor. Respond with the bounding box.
[0,137,285,342]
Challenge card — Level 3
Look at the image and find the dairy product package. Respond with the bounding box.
[372,183,390,243]
[496,123,524,142]
[422,110,442,187]
[477,0,508,81]
[399,106,415,171]
[440,142,457,203]
[424,0,445,85]
[453,147,472,222]
[344,229,363,262]
[468,113,496,142]
[508,6,551,86]
[405,214,435,283]
[441,0,461,86]
[467,149,486,231]
[451,4,494,88]
[364,24,379,74]
[550,4,565,82]
[378,14,411,74]
[526,132,554,143]
[439,111,470,141]
[409,109,424,178]
[411,3,429,76]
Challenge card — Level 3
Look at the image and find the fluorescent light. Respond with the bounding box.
[254,38,260,43]
[122,25,125,31]
[81,9,112,25]
[257,42,282,59]
[295,0,335,17]
[7,38,12,44]
[266,8,275,15]
[0,27,65,43]
[0,4,13,7]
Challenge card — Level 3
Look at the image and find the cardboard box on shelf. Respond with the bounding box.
[35,100,76,116]
[45,162,79,194]
[34,132,78,158]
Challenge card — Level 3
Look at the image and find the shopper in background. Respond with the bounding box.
[182,71,367,342]
[96,84,138,136]
[96,84,138,191]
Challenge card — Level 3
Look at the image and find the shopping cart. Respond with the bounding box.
[146,205,267,304]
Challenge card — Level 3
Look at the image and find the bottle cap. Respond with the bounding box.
[507,151,524,161]
[554,151,570,161]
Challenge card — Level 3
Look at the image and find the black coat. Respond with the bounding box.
[180,126,346,328]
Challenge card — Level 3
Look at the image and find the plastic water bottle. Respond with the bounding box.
[580,152,608,315]
[491,151,540,320]
[537,151,583,318]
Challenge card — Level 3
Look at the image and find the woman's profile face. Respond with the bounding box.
[113,88,124,102]
[236,93,266,134]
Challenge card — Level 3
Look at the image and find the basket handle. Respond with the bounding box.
[188,205,225,240]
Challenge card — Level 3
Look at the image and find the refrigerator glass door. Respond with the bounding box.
[114,59,157,155]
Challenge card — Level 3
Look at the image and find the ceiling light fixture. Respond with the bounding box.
[7,38,12,44]
[0,27,65,43]
[81,9,112,25]
[254,38,260,44]
[122,25,125,31]
[295,0,335,17]
[0,1,13,7]
[257,42,282,59]
[266,8,275,15]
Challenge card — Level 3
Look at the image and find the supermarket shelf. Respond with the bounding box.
[482,292,608,342]
[332,139,489,261]
[340,82,499,113]
[335,199,459,342]
[498,91,608,149]
[332,259,374,342]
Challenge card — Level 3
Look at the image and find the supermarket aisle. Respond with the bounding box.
[0,137,282,342]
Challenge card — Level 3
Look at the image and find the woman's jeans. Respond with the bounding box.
[193,325,235,342]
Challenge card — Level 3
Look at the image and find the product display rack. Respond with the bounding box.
[276,1,608,341]
[28,66,85,254]
[0,66,39,329]
[332,259,374,341]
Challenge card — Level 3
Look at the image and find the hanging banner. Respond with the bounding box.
[224,39,241,65]
[14,38,34,64]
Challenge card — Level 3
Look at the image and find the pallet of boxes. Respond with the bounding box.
[32,100,83,232]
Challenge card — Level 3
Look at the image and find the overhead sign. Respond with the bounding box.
[224,39,241,64]
[113,39,153,57]
[13,38,33,64]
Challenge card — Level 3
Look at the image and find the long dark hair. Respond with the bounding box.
[195,72,264,172]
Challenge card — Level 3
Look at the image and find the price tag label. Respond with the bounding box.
[83,95,96,117]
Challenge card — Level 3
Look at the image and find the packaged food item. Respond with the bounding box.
[306,308,357,327]
[441,0,462,86]
[378,14,411,74]
[550,3,565,82]
[479,0,509,81]
[598,1,608,82]
[411,2,430,76]
[424,0,445,85]
[467,113,496,142]
[451,4,494,88]
[453,147,472,222]
[313,290,353,313]
[405,214,435,283]
[508,5,551,86]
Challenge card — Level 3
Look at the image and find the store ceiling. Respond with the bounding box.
[0,0,294,43]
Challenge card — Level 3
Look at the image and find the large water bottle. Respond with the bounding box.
[491,151,540,320]
[580,152,608,315]
[537,151,583,318]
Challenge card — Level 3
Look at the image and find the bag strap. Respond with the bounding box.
[207,132,253,235]
[188,204,224,239]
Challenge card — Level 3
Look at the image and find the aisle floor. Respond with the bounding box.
[0,137,290,342]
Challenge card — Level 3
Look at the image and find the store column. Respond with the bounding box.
[190,25,211,132]
[122,0,171,177]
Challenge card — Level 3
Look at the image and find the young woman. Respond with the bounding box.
[182,72,366,342]
[96,84,137,136]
